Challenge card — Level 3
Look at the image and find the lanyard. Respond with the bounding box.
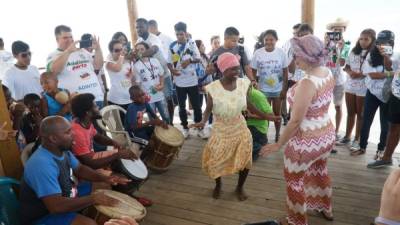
[140,59,156,80]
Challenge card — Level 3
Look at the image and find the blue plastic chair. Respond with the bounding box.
[0,176,20,225]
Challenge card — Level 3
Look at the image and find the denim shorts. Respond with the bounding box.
[261,91,281,98]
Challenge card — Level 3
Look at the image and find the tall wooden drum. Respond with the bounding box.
[145,125,184,172]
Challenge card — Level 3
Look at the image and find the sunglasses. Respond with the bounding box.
[113,48,123,53]
[20,52,32,58]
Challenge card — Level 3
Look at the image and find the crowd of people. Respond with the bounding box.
[0,16,399,225]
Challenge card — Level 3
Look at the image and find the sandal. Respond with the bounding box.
[350,149,366,156]
[374,150,384,160]
[319,211,334,221]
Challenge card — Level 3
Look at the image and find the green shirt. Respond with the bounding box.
[246,88,272,134]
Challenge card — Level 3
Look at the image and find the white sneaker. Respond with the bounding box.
[198,128,210,139]
[182,129,189,139]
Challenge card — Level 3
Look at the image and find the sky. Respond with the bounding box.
[2,0,400,67]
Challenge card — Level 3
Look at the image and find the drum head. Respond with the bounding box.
[121,159,148,179]
[95,189,146,220]
[154,125,184,147]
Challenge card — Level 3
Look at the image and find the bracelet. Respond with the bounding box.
[375,217,400,225]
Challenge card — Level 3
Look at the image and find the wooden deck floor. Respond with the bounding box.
[137,128,397,225]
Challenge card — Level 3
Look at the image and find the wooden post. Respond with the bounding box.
[127,0,139,43]
[0,81,23,179]
[301,0,315,30]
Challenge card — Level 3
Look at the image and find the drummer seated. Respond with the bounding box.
[19,116,128,225]
[70,93,138,170]
[125,85,168,142]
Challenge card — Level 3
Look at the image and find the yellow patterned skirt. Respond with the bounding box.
[202,115,253,179]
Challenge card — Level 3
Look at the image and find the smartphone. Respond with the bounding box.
[382,45,393,55]
[327,32,342,42]
[79,39,92,49]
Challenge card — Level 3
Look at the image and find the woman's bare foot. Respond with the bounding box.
[235,188,248,201]
[212,185,221,199]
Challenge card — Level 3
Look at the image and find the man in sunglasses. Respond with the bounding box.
[46,25,104,109]
[2,41,42,102]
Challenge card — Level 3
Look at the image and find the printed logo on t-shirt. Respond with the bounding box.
[80,73,90,79]
[78,82,98,91]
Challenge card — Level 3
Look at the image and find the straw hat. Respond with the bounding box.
[326,18,349,30]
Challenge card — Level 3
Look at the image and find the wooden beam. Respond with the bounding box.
[0,81,23,179]
[127,0,139,44]
[301,0,315,30]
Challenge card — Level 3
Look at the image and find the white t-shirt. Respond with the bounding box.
[156,33,173,60]
[106,60,133,105]
[0,50,14,80]
[251,47,289,93]
[282,40,304,82]
[46,49,103,101]
[137,33,169,77]
[2,65,42,101]
[133,57,165,103]
[363,53,387,102]
[344,50,368,95]
[168,39,200,87]
[391,53,400,99]
[325,42,346,86]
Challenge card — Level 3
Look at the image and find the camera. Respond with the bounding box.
[382,45,393,55]
[79,37,92,49]
[326,32,342,42]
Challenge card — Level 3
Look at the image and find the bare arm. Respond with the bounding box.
[245,65,256,81]
[93,36,104,70]
[198,94,213,125]
[106,56,124,72]
[50,41,79,75]
[281,67,289,98]
[344,65,364,79]
[74,164,110,182]
[288,60,296,74]
[251,68,257,81]
[42,194,94,214]
[368,72,386,79]
[76,151,120,169]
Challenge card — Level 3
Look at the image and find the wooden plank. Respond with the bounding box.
[136,126,385,225]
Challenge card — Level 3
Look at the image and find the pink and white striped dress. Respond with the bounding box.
[284,70,336,225]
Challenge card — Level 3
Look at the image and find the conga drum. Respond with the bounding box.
[145,125,184,172]
[111,158,148,193]
[94,189,146,224]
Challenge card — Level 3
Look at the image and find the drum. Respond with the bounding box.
[94,189,146,224]
[145,125,184,172]
[111,158,148,194]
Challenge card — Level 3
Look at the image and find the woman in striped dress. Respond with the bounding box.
[260,35,336,225]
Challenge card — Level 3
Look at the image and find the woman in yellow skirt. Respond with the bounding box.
[192,52,279,200]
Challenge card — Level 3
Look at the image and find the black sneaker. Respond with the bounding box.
[331,149,338,154]
[367,160,393,169]
[336,137,351,146]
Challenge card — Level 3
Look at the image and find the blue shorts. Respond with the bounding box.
[163,76,174,98]
[34,182,91,225]
[34,212,77,225]
[261,91,281,98]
